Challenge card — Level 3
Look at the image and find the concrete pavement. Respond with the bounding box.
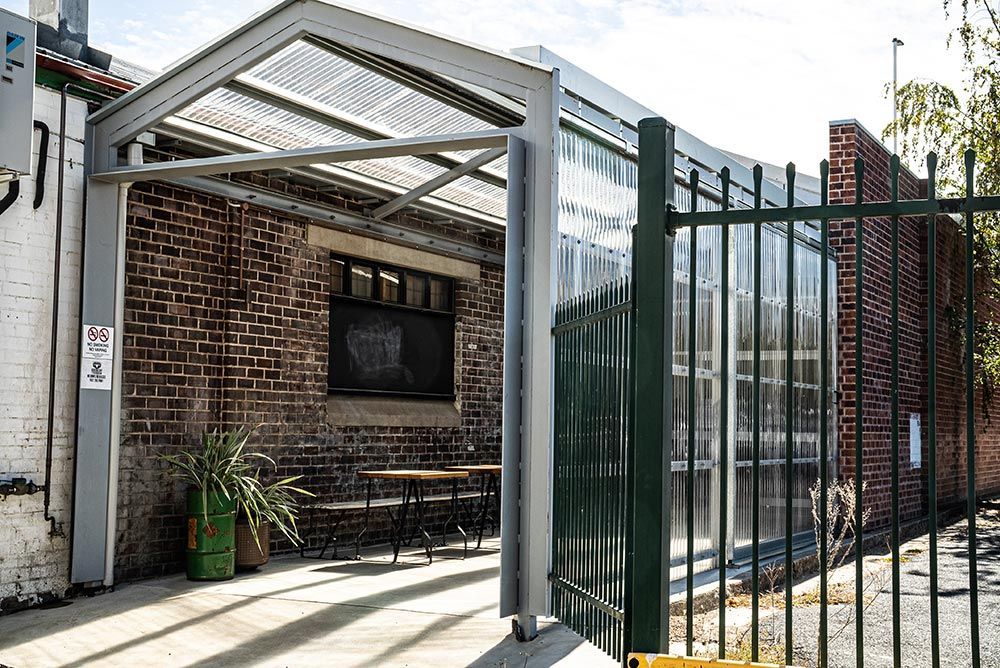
[0,537,616,667]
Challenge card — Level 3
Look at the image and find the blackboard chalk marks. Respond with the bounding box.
[329,298,454,398]
[345,317,416,385]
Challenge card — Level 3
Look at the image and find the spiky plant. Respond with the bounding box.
[159,426,313,548]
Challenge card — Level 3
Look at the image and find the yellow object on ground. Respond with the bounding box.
[626,653,795,668]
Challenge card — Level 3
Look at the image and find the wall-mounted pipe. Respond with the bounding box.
[33,120,50,210]
[43,83,113,538]
[0,178,20,217]
[0,121,51,218]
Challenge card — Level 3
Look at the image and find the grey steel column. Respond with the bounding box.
[500,135,525,617]
[70,177,121,584]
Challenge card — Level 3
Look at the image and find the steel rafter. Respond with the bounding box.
[91,128,514,184]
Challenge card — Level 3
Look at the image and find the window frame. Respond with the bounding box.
[328,252,457,398]
[330,252,455,315]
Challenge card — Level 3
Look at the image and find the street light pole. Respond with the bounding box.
[892,37,904,156]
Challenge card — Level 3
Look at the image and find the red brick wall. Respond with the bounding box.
[116,177,504,581]
[829,119,1000,530]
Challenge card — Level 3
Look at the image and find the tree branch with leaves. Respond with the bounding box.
[885,0,1000,410]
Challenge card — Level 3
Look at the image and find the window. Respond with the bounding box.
[379,269,400,303]
[330,258,345,294]
[430,278,451,311]
[405,274,426,307]
[328,253,455,398]
[351,263,373,298]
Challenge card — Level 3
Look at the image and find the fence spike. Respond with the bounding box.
[720,166,731,210]
[927,153,938,196]
[819,164,830,668]
[890,155,900,203]
[964,145,981,668]
[820,160,829,207]
[855,157,865,204]
[927,152,940,667]
[965,148,976,201]
[783,157,796,665]
[889,150,902,668]
[689,169,700,210]
[718,162,730,660]
[786,162,796,208]
[853,153,865,668]
[753,164,763,210]
[685,188,698,655]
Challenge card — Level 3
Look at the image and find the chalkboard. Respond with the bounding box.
[328,297,455,397]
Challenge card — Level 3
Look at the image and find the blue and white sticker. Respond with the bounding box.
[6,31,25,68]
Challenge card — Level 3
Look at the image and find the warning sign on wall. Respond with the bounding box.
[83,325,114,360]
[80,324,115,391]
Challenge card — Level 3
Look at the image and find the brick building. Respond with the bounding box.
[116,174,507,579]
[830,118,1000,530]
[2,0,998,628]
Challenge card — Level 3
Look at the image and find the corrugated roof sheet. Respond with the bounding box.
[174,40,509,220]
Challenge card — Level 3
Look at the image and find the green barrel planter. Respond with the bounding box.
[186,489,236,581]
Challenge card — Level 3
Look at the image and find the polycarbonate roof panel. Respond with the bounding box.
[251,41,497,139]
[175,40,508,220]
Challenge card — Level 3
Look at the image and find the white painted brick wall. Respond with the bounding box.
[0,87,87,610]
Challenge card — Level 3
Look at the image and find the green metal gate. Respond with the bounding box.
[551,277,632,659]
[627,116,1000,668]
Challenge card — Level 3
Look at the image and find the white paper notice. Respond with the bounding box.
[910,413,922,469]
[80,324,114,390]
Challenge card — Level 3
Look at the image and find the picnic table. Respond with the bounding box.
[357,469,469,564]
[445,465,501,549]
[299,465,502,564]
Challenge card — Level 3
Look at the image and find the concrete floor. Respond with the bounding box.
[0,537,616,668]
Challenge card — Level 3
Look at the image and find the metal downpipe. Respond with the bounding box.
[44,84,112,537]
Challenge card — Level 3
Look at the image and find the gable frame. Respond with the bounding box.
[89,0,552,170]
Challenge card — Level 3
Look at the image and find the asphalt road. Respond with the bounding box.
[779,503,1000,668]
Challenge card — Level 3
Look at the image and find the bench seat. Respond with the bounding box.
[300,491,480,560]
[306,491,480,513]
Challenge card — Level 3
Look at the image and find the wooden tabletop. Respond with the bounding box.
[357,469,469,480]
[445,465,502,475]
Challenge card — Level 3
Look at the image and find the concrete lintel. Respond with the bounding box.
[306,224,482,279]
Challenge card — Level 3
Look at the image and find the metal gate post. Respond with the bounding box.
[627,117,675,654]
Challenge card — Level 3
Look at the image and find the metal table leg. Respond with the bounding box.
[411,480,434,564]
[475,472,500,549]
[389,479,413,563]
[354,477,374,560]
[440,478,468,558]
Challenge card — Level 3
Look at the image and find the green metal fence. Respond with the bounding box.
[551,277,632,659]
[629,116,1000,667]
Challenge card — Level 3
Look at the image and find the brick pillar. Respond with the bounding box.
[828,119,925,528]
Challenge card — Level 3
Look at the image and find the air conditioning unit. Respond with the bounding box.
[0,8,36,182]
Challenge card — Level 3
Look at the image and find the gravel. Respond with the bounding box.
[774,502,1000,667]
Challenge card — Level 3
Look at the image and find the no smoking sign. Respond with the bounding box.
[81,324,115,390]
[87,326,111,344]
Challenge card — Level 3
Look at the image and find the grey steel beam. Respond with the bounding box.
[91,0,549,156]
[299,1,549,98]
[226,75,508,188]
[91,6,307,160]
[500,134,525,617]
[170,175,505,265]
[91,128,514,184]
[515,72,560,632]
[372,146,507,220]
[155,118,506,231]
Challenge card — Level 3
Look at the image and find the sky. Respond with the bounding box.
[1,0,969,173]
